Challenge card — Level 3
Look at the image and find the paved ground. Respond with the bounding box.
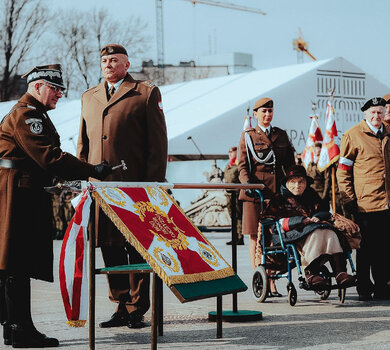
[14,232,390,350]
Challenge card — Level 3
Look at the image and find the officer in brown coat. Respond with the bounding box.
[238,97,295,295]
[0,64,111,347]
[77,44,168,328]
[337,97,390,301]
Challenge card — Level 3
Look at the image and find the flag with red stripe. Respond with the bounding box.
[302,115,323,169]
[318,101,340,171]
[59,190,92,327]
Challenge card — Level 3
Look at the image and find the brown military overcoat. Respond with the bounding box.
[238,125,295,200]
[337,119,390,213]
[0,93,96,281]
[77,74,168,246]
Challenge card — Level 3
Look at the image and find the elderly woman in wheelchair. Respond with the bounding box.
[252,165,356,305]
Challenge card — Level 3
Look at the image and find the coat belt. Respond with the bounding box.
[0,158,25,169]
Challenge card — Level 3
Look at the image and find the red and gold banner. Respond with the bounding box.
[92,186,234,286]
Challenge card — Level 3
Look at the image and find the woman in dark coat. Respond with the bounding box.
[262,165,355,289]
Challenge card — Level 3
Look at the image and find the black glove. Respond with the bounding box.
[93,162,112,180]
[344,200,358,220]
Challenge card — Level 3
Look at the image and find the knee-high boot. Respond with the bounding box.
[0,272,11,345]
[5,275,59,348]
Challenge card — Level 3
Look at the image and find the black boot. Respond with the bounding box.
[0,272,12,345]
[5,275,59,348]
[331,253,356,288]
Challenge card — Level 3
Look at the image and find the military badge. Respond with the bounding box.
[25,118,43,134]
[158,100,163,110]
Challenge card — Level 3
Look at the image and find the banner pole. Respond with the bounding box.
[331,166,336,213]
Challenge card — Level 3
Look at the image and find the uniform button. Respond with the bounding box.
[102,135,107,140]
[270,171,274,174]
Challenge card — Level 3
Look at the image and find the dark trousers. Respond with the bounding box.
[356,210,390,295]
[101,242,150,315]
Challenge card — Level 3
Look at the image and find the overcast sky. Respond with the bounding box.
[55,0,390,86]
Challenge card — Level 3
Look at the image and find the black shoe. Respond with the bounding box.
[226,238,244,246]
[12,327,59,348]
[267,291,283,298]
[3,323,11,345]
[358,294,373,301]
[127,312,146,329]
[99,311,129,328]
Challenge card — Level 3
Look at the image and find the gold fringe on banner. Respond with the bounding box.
[66,320,86,328]
[92,188,234,286]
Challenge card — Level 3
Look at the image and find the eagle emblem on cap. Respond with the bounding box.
[373,98,378,105]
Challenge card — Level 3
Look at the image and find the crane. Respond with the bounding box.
[155,0,266,85]
[293,28,316,63]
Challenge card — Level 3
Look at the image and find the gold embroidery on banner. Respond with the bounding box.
[101,187,126,207]
[92,188,235,286]
[146,186,169,206]
[153,247,180,273]
[133,199,189,250]
[197,242,220,267]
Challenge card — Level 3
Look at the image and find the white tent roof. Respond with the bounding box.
[1,57,388,158]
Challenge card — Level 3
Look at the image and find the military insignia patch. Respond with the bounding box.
[25,118,43,134]
[158,100,163,110]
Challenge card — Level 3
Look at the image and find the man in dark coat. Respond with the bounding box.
[0,64,110,347]
[77,44,168,328]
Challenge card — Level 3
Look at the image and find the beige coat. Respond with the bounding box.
[337,119,390,212]
[77,74,168,246]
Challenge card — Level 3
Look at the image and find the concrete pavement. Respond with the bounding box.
[20,232,390,350]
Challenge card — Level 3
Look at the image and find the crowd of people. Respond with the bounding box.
[0,41,389,348]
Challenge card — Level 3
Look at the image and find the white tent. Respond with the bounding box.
[163,56,389,158]
[1,57,388,207]
[1,57,388,157]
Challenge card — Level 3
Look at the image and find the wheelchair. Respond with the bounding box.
[251,191,357,306]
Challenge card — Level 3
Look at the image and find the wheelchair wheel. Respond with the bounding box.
[339,288,346,303]
[287,282,297,306]
[252,266,268,303]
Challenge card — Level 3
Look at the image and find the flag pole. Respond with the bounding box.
[328,88,336,213]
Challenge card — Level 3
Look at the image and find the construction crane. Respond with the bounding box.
[155,0,266,85]
[293,28,316,63]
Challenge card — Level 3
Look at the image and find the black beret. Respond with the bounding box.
[21,64,65,89]
[253,97,273,111]
[101,44,128,57]
[361,97,386,112]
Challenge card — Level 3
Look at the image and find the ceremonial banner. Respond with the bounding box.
[302,115,323,169]
[318,101,340,171]
[92,186,234,286]
[59,191,92,327]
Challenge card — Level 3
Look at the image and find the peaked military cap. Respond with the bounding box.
[253,97,273,111]
[100,43,128,57]
[361,97,386,112]
[383,94,390,104]
[22,64,65,89]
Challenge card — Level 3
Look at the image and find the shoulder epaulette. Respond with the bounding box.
[140,80,156,88]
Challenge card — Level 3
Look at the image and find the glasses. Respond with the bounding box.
[41,83,65,94]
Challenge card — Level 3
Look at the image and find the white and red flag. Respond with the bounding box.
[59,190,92,327]
[318,101,340,171]
[301,115,323,168]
